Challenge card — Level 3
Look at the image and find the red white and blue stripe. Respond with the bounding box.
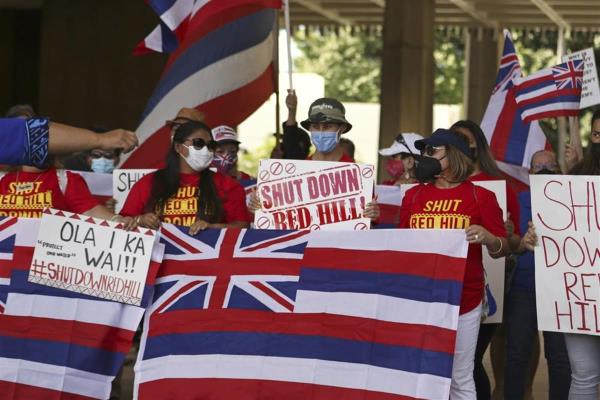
[124,0,282,168]
[481,30,548,184]
[0,218,164,400]
[134,227,468,400]
[514,59,584,122]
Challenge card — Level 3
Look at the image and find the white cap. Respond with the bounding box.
[211,125,240,144]
[378,133,424,156]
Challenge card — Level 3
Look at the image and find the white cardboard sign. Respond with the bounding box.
[28,208,158,306]
[255,159,375,230]
[562,48,600,109]
[113,169,155,213]
[532,175,600,335]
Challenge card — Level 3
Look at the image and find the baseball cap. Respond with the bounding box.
[414,129,471,157]
[212,125,240,144]
[300,98,352,133]
[378,133,424,156]
[166,107,205,127]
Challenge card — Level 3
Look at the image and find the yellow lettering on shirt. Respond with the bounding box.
[161,185,199,226]
[411,198,469,229]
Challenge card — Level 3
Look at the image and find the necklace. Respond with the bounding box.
[14,170,45,194]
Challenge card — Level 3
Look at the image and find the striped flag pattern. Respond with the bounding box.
[134,227,468,399]
[0,218,164,400]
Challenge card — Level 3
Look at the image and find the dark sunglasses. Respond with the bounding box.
[185,138,217,151]
[90,151,118,159]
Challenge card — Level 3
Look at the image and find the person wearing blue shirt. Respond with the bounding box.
[0,117,137,167]
[504,150,571,399]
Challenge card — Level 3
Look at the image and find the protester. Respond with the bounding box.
[569,110,600,176]
[399,129,509,399]
[210,125,252,180]
[378,133,424,186]
[281,89,313,160]
[560,109,600,399]
[166,107,206,132]
[503,150,571,400]
[0,161,134,227]
[120,121,250,235]
[449,120,522,399]
[0,118,137,168]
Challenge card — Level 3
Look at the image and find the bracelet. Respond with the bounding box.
[489,237,503,255]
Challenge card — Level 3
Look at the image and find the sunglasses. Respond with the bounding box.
[184,138,217,151]
[592,131,600,138]
[423,145,445,156]
[90,151,118,159]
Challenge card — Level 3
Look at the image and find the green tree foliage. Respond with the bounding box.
[434,29,465,104]
[293,27,381,103]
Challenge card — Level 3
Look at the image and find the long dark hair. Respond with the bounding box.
[450,120,502,177]
[145,121,223,223]
[570,110,600,175]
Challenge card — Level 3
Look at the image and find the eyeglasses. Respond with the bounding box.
[592,131,600,138]
[184,138,217,151]
[423,145,445,156]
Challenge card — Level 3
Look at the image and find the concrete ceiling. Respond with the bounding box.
[289,0,600,30]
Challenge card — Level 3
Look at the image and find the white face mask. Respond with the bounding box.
[181,144,214,171]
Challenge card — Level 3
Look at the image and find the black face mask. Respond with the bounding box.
[535,169,558,175]
[413,154,442,183]
[591,143,600,159]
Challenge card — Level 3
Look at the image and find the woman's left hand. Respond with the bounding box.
[465,224,494,245]
[364,199,380,221]
[189,219,211,236]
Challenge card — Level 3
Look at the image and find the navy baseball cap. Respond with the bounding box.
[415,128,471,157]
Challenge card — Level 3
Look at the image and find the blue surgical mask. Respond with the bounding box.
[91,157,115,174]
[311,131,339,153]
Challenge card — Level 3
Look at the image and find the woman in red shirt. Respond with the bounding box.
[120,121,250,234]
[399,129,509,399]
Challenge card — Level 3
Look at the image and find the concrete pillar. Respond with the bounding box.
[463,28,499,123]
[38,0,165,129]
[378,0,434,181]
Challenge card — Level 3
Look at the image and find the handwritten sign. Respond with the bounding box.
[532,175,600,335]
[28,208,158,306]
[255,160,374,230]
[113,169,155,213]
[563,48,600,109]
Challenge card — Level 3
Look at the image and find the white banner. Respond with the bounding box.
[532,175,600,335]
[255,160,375,230]
[113,169,155,213]
[562,48,600,109]
[28,208,158,306]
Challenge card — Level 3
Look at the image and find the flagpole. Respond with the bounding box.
[274,14,281,145]
[557,28,568,171]
[284,0,294,90]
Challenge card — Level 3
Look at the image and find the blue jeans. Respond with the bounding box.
[504,288,571,400]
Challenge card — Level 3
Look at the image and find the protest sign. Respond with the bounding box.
[28,208,158,306]
[563,48,600,109]
[254,159,374,230]
[392,180,507,323]
[532,175,600,335]
[113,169,155,213]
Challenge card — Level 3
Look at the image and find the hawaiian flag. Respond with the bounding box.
[514,60,584,122]
[134,226,468,399]
[0,218,164,400]
[124,0,282,168]
[481,30,548,184]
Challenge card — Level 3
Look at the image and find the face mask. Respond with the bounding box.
[181,145,214,171]
[91,157,115,174]
[413,154,443,183]
[385,158,405,178]
[211,153,237,174]
[591,143,600,159]
[311,131,339,153]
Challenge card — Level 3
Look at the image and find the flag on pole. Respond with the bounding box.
[480,30,548,184]
[124,0,282,168]
[513,60,584,122]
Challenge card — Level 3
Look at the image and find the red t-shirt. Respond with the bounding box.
[307,153,355,163]
[0,168,98,218]
[398,181,506,314]
[120,171,251,227]
[469,171,521,236]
